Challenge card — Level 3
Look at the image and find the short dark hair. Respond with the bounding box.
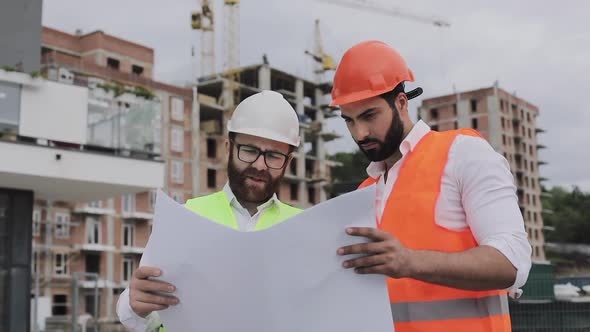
[378,82,406,111]
[228,132,296,154]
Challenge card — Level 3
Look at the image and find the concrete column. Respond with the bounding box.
[191,87,201,197]
[105,198,114,318]
[257,65,271,90]
[43,200,53,298]
[487,95,502,151]
[315,88,327,202]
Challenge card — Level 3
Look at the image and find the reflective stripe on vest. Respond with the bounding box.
[360,128,511,332]
[391,294,509,322]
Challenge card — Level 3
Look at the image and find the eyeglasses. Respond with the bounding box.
[233,142,290,169]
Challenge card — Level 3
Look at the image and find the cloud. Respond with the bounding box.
[42,0,590,190]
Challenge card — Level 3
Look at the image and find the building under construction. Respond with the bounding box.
[418,85,548,263]
[26,26,339,330]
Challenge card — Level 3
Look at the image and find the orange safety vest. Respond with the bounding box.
[359,128,511,332]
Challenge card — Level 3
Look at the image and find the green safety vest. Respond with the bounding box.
[154,191,301,332]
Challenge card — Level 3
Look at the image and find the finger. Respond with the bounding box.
[338,241,385,256]
[135,279,176,293]
[342,254,388,269]
[134,266,162,279]
[346,227,391,241]
[134,291,179,306]
[354,264,388,275]
[132,302,169,315]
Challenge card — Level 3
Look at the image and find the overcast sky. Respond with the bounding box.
[42,0,590,191]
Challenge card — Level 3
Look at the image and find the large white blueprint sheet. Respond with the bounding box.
[140,186,393,331]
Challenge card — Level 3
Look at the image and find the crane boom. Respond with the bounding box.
[316,0,450,27]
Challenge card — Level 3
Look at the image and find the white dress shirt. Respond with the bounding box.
[117,183,280,331]
[368,120,532,295]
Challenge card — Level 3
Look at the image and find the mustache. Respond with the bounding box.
[241,167,271,182]
[357,138,382,146]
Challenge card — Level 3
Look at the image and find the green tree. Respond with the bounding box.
[542,186,590,244]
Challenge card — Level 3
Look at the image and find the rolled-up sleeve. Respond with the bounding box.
[454,135,532,294]
[117,288,150,331]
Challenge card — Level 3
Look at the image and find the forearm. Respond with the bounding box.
[408,245,517,291]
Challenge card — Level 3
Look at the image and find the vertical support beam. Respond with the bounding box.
[295,79,307,205]
[258,65,271,90]
[191,87,201,196]
[315,87,327,202]
[43,200,53,298]
[105,198,114,318]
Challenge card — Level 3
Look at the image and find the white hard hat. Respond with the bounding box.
[227,90,301,146]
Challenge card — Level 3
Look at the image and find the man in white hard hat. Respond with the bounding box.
[116,90,302,332]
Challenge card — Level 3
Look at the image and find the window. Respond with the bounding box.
[470,99,477,112]
[471,118,478,129]
[207,138,217,158]
[32,209,41,237]
[149,189,157,210]
[171,160,184,184]
[520,109,524,119]
[528,128,532,139]
[88,200,101,208]
[54,253,69,276]
[207,169,216,189]
[123,256,134,282]
[430,108,439,120]
[290,183,299,201]
[453,104,457,116]
[52,295,68,315]
[431,124,439,131]
[132,65,144,76]
[86,253,100,274]
[308,187,316,204]
[107,57,120,70]
[527,113,531,122]
[501,118,505,129]
[453,121,458,129]
[171,126,184,152]
[502,135,506,145]
[171,97,184,121]
[32,251,39,274]
[534,229,539,240]
[54,212,70,238]
[123,222,135,247]
[529,144,534,156]
[527,211,531,221]
[500,100,505,111]
[534,212,538,223]
[171,191,184,204]
[535,246,540,257]
[122,194,135,213]
[533,195,537,206]
[87,216,101,244]
[531,161,535,172]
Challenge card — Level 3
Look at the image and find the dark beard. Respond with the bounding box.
[356,108,405,162]
[227,151,284,204]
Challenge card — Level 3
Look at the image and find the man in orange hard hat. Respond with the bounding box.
[332,40,532,331]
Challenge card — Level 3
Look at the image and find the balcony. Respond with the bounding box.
[0,70,164,202]
[121,246,145,255]
[121,211,154,220]
[73,205,115,215]
[74,243,115,252]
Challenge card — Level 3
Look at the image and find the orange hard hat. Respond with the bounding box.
[330,40,422,106]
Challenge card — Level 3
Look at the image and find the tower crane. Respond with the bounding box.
[308,0,450,82]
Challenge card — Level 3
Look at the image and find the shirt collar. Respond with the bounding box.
[222,182,279,213]
[366,120,431,178]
